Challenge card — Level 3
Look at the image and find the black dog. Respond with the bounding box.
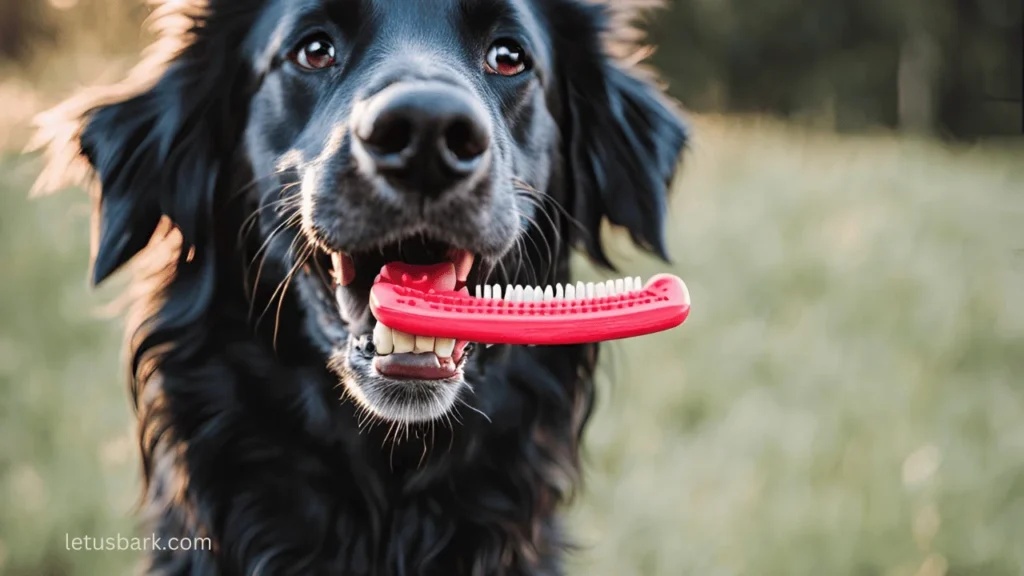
[36,0,686,573]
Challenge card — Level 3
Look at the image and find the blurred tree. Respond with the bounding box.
[0,0,1019,139]
[0,0,55,63]
[647,0,1022,138]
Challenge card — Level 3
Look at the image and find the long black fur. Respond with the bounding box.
[35,1,687,574]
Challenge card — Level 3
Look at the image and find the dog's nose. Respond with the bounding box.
[354,82,491,195]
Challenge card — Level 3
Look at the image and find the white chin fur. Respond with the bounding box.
[343,372,464,424]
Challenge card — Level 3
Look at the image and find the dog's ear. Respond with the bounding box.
[35,11,252,285]
[551,1,688,269]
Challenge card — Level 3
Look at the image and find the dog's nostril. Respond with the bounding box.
[443,118,489,162]
[354,81,492,191]
[364,116,414,156]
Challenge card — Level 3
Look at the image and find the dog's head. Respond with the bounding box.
[40,0,687,425]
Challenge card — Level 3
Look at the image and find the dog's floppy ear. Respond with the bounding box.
[34,9,252,285]
[551,1,688,269]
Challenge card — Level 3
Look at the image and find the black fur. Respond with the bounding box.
[36,1,687,574]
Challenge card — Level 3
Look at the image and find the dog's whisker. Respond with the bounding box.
[513,189,565,285]
[254,221,307,332]
[237,185,301,246]
[513,180,591,258]
[515,210,556,286]
[458,398,491,424]
[246,206,303,319]
[269,242,313,351]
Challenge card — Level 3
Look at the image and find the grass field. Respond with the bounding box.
[1,107,1023,575]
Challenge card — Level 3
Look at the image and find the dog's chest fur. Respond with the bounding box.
[138,299,591,576]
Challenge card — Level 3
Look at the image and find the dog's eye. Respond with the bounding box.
[485,40,528,76]
[290,34,336,70]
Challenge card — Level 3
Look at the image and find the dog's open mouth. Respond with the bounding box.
[327,237,476,381]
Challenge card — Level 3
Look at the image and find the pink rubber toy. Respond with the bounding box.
[369,262,690,346]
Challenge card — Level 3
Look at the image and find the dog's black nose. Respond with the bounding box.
[354,82,491,195]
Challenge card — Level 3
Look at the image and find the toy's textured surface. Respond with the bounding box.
[370,262,691,345]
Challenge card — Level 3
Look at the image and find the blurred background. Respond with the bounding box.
[0,0,1021,574]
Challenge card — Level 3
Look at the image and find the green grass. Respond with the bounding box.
[2,115,1023,575]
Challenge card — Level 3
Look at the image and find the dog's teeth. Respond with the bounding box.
[492,284,502,300]
[574,282,584,301]
[543,285,553,301]
[584,282,594,299]
[447,248,474,282]
[565,283,576,300]
[434,337,455,358]
[414,335,435,354]
[625,277,635,292]
[505,285,514,301]
[330,252,356,286]
[555,284,564,300]
[635,276,643,291]
[373,322,394,355]
[484,285,492,299]
[475,285,482,298]
[393,330,415,354]
[615,278,624,295]
[514,285,524,302]
[523,286,534,302]
[596,282,607,298]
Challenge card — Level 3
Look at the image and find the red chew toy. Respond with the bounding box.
[369,262,690,346]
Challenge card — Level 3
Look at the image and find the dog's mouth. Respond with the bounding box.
[327,237,477,381]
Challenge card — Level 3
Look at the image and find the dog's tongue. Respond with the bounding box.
[375,262,460,292]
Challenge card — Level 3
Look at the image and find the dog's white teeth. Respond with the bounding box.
[565,283,576,300]
[615,278,624,295]
[514,285,524,302]
[483,284,492,299]
[624,277,634,292]
[492,284,502,300]
[373,322,394,355]
[505,285,514,301]
[475,285,482,298]
[434,337,455,358]
[372,321,458,358]
[392,329,415,354]
[414,334,435,354]
[544,285,554,301]
[555,284,564,300]
[635,276,643,291]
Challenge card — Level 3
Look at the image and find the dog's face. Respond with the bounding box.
[242,0,558,422]
[58,0,687,426]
